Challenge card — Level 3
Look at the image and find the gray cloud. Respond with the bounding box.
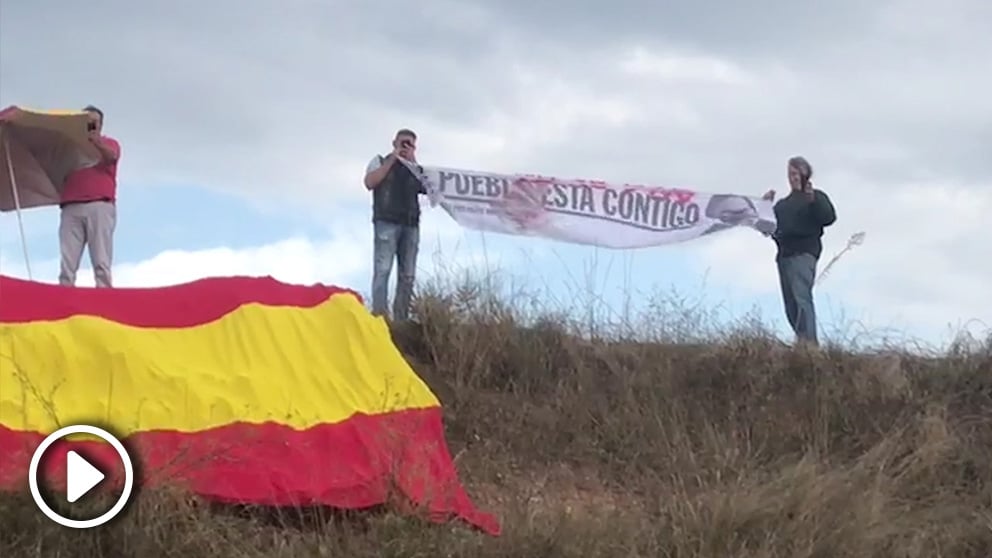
[477,0,879,58]
[1,0,989,331]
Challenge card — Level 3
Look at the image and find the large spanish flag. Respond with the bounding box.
[0,275,500,535]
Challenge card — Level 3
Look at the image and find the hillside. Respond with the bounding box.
[2,281,991,558]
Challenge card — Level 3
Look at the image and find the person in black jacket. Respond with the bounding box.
[762,156,837,346]
[363,129,427,322]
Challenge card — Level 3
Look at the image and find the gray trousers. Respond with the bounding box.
[371,220,419,321]
[59,200,116,288]
[776,253,818,345]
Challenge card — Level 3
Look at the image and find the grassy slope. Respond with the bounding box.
[2,283,991,557]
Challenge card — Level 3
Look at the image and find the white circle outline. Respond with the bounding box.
[28,424,135,529]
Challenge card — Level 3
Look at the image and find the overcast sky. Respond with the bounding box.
[1,0,989,348]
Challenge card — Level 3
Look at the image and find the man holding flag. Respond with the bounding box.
[58,105,121,288]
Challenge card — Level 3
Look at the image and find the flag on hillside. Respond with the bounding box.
[0,275,499,535]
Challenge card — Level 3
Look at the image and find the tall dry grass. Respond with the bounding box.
[2,271,990,557]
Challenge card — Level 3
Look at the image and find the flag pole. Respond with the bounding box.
[1,126,33,280]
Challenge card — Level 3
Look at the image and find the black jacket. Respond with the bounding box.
[772,189,837,260]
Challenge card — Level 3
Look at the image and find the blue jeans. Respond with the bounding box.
[777,253,818,345]
[371,220,419,321]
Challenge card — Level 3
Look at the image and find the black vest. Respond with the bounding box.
[372,157,424,227]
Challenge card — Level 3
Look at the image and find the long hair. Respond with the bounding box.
[788,156,813,187]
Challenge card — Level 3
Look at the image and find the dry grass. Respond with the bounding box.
[2,274,991,557]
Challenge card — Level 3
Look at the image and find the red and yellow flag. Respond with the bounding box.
[0,275,499,535]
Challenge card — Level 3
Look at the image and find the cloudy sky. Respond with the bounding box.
[0,0,988,348]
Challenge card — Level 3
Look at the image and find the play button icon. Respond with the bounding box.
[66,450,106,503]
[28,424,135,529]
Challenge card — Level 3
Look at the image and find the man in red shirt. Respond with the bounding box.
[58,105,121,287]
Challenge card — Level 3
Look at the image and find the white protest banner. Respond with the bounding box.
[400,160,777,249]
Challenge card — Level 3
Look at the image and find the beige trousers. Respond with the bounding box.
[59,200,116,288]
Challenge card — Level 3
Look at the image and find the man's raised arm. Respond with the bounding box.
[364,154,396,190]
[91,136,120,164]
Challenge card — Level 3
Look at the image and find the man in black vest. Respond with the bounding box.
[363,129,427,322]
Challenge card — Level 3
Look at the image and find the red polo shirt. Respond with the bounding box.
[60,136,121,204]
